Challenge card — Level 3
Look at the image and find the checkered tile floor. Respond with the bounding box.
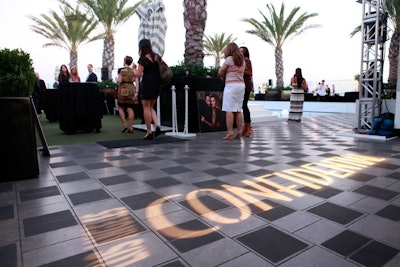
[1,114,400,266]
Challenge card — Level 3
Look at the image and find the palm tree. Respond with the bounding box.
[29,1,101,68]
[385,0,400,83]
[204,33,237,68]
[183,0,207,65]
[351,0,400,83]
[243,3,319,87]
[77,0,143,80]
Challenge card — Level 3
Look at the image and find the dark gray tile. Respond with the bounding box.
[240,199,280,214]
[137,156,163,162]
[20,186,60,201]
[257,205,296,221]
[121,191,167,210]
[282,152,308,158]
[249,152,274,158]
[85,214,146,245]
[208,158,236,166]
[83,162,112,170]
[161,166,192,175]
[23,210,77,237]
[0,182,13,193]
[322,230,371,257]
[246,169,272,177]
[40,250,101,267]
[122,164,151,172]
[307,202,363,225]
[374,162,400,170]
[350,240,400,267]
[173,157,199,164]
[203,167,236,177]
[99,174,134,186]
[375,204,400,221]
[193,179,226,190]
[159,260,186,267]
[288,160,309,167]
[0,243,17,267]
[179,195,230,215]
[144,177,182,189]
[247,159,275,167]
[313,187,343,199]
[348,173,376,182]
[385,171,400,180]
[68,189,111,206]
[353,185,399,201]
[158,219,224,253]
[237,226,309,263]
[50,161,77,168]
[55,172,91,183]
[105,155,130,161]
[0,205,14,221]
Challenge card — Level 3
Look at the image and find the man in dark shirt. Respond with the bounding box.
[86,64,98,82]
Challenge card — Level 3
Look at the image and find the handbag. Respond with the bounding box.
[157,55,173,86]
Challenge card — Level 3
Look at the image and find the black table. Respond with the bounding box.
[58,82,102,134]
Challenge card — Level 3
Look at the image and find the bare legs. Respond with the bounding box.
[224,111,243,140]
[118,106,134,133]
[142,99,158,138]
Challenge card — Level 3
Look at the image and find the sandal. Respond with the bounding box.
[128,127,134,133]
[121,127,128,133]
[223,134,234,140]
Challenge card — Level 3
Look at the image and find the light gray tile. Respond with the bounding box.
[349,196,388,214]
[294,220,345,244]
[274,211,319,233]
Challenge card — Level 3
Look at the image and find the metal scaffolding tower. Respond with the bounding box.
[357,0,387,132]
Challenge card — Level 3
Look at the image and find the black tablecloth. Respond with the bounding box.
[58,83,102,134]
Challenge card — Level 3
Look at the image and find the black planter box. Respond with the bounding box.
[0,97,39,181]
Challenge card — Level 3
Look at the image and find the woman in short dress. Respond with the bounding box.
[117,56,139,133]
[288,68,308,122]
[218,42,245,140]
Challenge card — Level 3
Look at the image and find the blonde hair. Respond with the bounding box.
[224,43,243,67]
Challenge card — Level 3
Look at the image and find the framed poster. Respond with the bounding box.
[196,91,226,132]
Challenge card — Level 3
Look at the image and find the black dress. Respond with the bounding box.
[138,55,161,100]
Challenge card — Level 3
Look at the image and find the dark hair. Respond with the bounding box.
[124,56,133,66]
[239,46,250,58]
[139,39,156,61]
[295,68,304,86]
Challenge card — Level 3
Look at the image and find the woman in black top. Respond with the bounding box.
[133,39,161,140]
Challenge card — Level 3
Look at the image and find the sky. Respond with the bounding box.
[0,0,367,93]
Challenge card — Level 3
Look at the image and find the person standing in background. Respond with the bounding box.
[52,76,59,89]
[69,66,81,82]
[239,46,254,137]
[86,64,98,82]
[218,42,245,140]
[33,72,46,117]
[288,68,308,122]
[58,65,70,84]
[316,79,327,101]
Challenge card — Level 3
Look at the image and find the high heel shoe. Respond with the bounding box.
[154,126,161,137]
[121,127,128,133]
[235,132,242,139]
[143,133,153,140]
[128,127,134,133]
[223,134,234,140]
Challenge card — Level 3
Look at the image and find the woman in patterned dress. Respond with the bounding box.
[288,68,308,122]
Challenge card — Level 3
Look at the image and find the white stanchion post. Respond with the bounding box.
[165,85,179,136]
[177,84,196,138]
[157,96,161,127]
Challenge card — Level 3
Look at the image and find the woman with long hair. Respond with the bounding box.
[69,66,81,82]
[133,39,161,139]
[218,42,245,140]
[239,46,254,137]
[288,68,308,122]
[58,64,70,84]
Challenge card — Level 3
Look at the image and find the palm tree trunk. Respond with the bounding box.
[275,47,284,87]
[183,0,207,65]
[102,36,115,81]
[70,51,78,68]
[388,31,400,83]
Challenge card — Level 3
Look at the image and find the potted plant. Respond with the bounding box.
[0,48,39,180]
[280,86,293,101]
